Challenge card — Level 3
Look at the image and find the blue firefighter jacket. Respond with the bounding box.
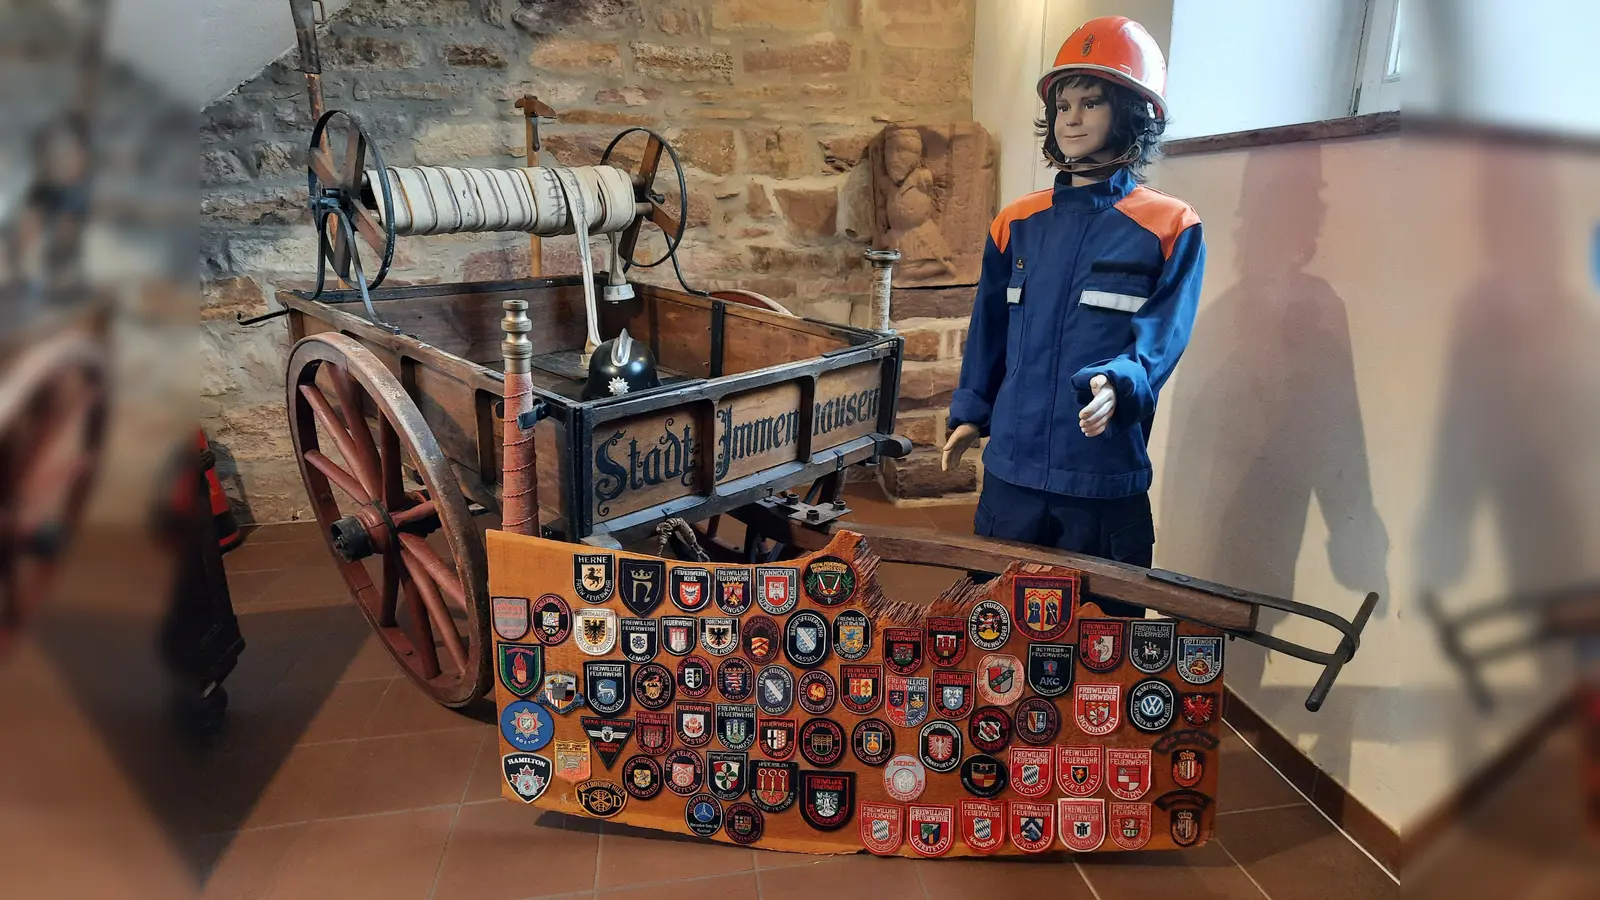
[948,167,1206,499]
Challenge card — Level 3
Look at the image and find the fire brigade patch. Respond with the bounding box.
[584,662,630,715]
[801,717,846,767]
[1008,746,1055,799]
[883,627,924,675]
[581,716,635,769]
[841,664,884,714]
[1156,789,1212,847]
[635,710,672,757]
[707,750,748,801]
[717,656,754,702]
[676,701,712,748]
[500,700,554,752]
[532,594,572,645]
[554,739,590,783]
[574,608,618,656]
[1013,574,1075,641]
[492,596,529,641]
[632,663,674,710]
[1026,643,1074,698]
[725,802,765,845]
[497,642,543,698]
[1181,692,1218,727]
[619,618,658,664]
[860,801,905,855]
[1058,798,1105,851]
[574,554,614,604]
[918,720,962,773]
[576,779,626,818]
[797,670,838,714]
[1106,747,1152,801]
[665,748,704,795]
[1109,801,1153,850]
[541,671,584,714]
[1014,697,1060,745]
[1153,729,1220,753]
[759,717,796,760]
[977,653,1024,706]
[669,566,711,613]
[1129,678,1176,733]
[799,771,854,832]
[755,664,794,714]
[716,704,757,752]
[960,799,1005,853]
[1056,745,1104,797]
[908,804,955,856]
[884,754,927,802]
[1178,636,1224,684]
[933,670,975,720]
[1008,800,1056,853]
[1129,620,1176,673]
[926,616,968,667]
[967,599,1011,651]
[832,609,873,661]
[886,675,930,727]
[754,565,798,615]
[700,617,739,657]
[1074,683,1121,736]
[751,760,797,813]
[803,556,857,605]
[503,752,551,802]
[1077,618,1125,673]
[968,706,1012,753]
[676,655,712,699]
[784,610,830,668]
[960,753,1008,799]
[851,717,895,766]
[741,615,780,664]
[685,793,723,836]
[618,557,664,616]
[661,617,696,657]
[715,566,752,615]
[1171,748,1206,788]
[622,754,662,800]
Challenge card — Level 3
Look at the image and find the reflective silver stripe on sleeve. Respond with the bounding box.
[1079,290,1147,313]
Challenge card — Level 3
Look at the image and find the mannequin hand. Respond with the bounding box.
[941,423,981,472]
[1079,374,1116,437]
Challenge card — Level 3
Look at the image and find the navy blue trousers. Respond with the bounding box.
[973,474,1153,618]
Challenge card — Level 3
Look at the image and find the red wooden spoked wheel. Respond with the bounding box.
[286,334,489,706]
[0,332,106,657]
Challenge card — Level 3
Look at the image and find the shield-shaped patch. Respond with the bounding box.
[800,717,845,767]
[799,771,854,831]
[677,655,711,699]
[707,750,747,801]
[1008,800,1056,853]
[664,748,703,795]
[700,617,739,657]
[784,610,829,668]
[1008,746,1054,798]
[574,553,614,604]
[832,609,872,661]
[583,662,629,715]
[1056,745,1103,797]
[716,703,756,752]
[718,656,754,702]
[1077,619,1125,673]
[635,710,672,757]
[1058,798,1106,851]
[1109,801,1153,850]
[1012,574,1075,641]
[531,594,572,645]
[926,616,968,668]
[959,799,1005,853]
[754,566,798,615]
[967,599,1011,651]
[933,670,975,720]
[1129,620,1176,673]
[1026,643,1074,698]
[751,760,797,813]
[841,664,884,715]
[1106,747,1151,801]
[755,665,793,715]
[501,700,554,752]
[492,596,529,641]
[715,567,752,615]
[759,717,796,760]
[851,717,895,766]
[553,738,590,783]
[669,566,711,612]
[977,653,1023,706]
[1074,683,1121,736]
[741,615,779,664]
[883,627,924,675]
[908,804,955,856]
[968,706,1011,753]
[620,618,658,664]
[886,675,929,727]
[676,701,712,748]
[661,617,696,657]
[859,801,904,855]
[1178,636,1224,684]
[1155,789,1212,847]
[497,642,543,698]
[574,608,618,656]
[802,555,856,606]
[1171,748,1206,788]
[617,558,664,615]
[541,671,584,714]
[918,720,962,773]
[631,663,674,710]
[502,752,551,802]
[581,716,635,769]
[1181,692,1217,727]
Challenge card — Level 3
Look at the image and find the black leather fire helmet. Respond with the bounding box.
[582,328,661,400]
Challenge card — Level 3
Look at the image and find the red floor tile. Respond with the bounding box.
[595,825,753,890]
[261,807,455,900]
[431,802,600,900]
[599,871,757,899]
[758,854,926,900]
[315,728,485,819]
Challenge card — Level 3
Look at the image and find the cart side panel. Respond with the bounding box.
[721,311,852,374]
[590,405,707,523]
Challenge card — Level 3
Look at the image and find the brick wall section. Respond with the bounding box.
[200,0,976,522]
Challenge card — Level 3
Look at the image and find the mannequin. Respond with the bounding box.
[942,17,1205,598]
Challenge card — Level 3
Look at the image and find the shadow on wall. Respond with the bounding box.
[1157,143,1388,787]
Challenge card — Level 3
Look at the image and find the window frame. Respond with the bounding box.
[1353,0,1404,114]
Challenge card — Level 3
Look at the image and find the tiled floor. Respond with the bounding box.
[4,485,1404,900]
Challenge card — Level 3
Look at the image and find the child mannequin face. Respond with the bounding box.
[1051,79,1115,162]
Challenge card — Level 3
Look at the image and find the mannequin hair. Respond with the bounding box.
[1035,74,1167,181]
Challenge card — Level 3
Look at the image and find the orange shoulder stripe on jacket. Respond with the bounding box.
[989,189,1054,253]
[1116,186,1201,260]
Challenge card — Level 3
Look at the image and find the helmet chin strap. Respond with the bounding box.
[1049,141,1140,181]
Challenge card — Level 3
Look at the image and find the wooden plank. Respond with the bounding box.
[811,362,883,453]
[720,306,852,375]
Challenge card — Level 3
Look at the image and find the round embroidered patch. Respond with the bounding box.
[1013,697,1061,745]
[918,720,963,774]
[724,802,766,845]
[832,609,873,661]
[664,748,704,795]
[756,664,795,716]
[716,656,754,702]
[676,655,712,699]
[1128,678,1176,733]
[622,754,662,800]
[741,615,781,665]
[632,663,675,710]
[851,718,896,767]
[967,599,1010,651]
[800,717,846,767]
[500,700,554,752]
[575,779,626,818]
[803,555,858,606]
[959,753,1009,798]
[883,754,927,802]
[684,793,724,837]
[968,706,1012,754]
[531,593,572,645]
[784,610,831,669]
[797,670,838,715]
[976,653,1024,706]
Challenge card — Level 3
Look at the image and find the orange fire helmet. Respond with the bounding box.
[1037,16,1168,119]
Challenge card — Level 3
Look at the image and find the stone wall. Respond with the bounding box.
[200,0,977,523]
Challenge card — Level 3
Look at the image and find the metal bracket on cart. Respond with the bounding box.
[758,491,851,528]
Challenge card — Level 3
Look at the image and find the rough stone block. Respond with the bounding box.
[200,277,267,322]
[900,326,942,362]
[743,39,852,75]
[414,121,510,164]
[876,46,972,106]
[866,0,974,50]
[251,142,300,178]
[201,150,250,186]
[443,43,509,68]
[743,125,811,177]
[200,186,310,226]
[774,186,838,239]
[820,131,874,172]
[631,42,734,83]
[324,35,420,69]
[895,411,943,448]
[669,126,737,175]
[344,0,475,27]
[898,359,962,403]
[712,0,828,30]
[529,38,623,75]
[883,450,975,499]
[511,0,641,33]
[463,244,533,281]
[890,285,973,320]
[559,109,659,126]
[654,4,703,35]
[746,183,774,218]
[595,85,661,106]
